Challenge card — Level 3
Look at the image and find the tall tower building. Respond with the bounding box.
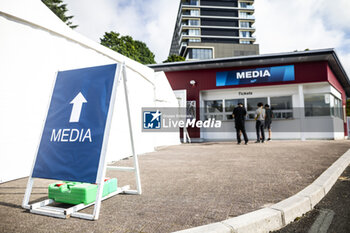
[169,0,259,60]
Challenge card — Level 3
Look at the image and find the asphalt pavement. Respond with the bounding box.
[273,165,350,233]
[0,140,349,233]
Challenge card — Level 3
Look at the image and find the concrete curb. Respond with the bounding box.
[174,149,350,233]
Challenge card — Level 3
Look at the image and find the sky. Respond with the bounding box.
[64,0,350,74]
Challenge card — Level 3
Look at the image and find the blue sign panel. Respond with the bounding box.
[32,64,117,183]
[216,65,295,87]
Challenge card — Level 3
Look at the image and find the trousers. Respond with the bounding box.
[256,120,265,142]
[235,121,248,143]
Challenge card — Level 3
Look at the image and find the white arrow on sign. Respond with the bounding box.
[69,92,87,123]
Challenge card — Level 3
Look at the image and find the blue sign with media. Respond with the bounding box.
[32,64,117,183]
[216,65,295,86]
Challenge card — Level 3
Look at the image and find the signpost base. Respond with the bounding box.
[24,185,130,220]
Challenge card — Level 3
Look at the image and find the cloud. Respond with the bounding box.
[64,0,350,76]
[64,0,180,63]
[254,0,350,75]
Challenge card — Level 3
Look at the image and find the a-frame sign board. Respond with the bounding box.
[22,63,141,220]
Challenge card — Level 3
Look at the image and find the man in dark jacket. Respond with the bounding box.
[232,103,248,145]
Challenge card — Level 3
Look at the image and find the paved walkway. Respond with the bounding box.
[1,140,349,233]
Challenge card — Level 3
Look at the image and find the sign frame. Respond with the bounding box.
[22,63,142,220]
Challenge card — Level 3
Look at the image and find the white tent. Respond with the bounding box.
[0,0,180,183]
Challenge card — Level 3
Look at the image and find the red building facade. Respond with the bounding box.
[151,49,350,141]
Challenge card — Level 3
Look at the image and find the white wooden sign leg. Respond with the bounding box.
[122,64,142,195]
[22,177,34,209]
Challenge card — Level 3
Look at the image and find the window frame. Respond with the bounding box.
[304,93,343,118]
[270,96,293,119]
[202,95,295,121]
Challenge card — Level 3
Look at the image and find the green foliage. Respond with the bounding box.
[163,54,186,63]
[42,0,77,29]
[293,48,310,52]
[346,99,350,116]
[100,31,156,65]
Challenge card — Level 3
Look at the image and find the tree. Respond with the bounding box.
[293,48,310,52]
[163,54,186,63]
[42,0,77,29]
[100,31,156,65]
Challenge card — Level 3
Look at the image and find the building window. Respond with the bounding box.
[240,2,253,9]
[330,95,343,119]
[270,96,293,119]
[204,100,223,120]
[188,29,200,36]
[240,21,250,28]
[239,12,254,19]
[304,94,343,118]
[190,9,199,16]
[189,19,200,26]
[203,96,295,121]
[181,41,188,47]
[240,2,247,8]
[240,31,251,38]
[189,38,201,42]
[182,9,199,16]
[187,48,213,60]
[239,12,247,18]
[246,97,268,119]
[225,99,244,120]
[186,0,199,6]
[240,40,251,44]
[304,94,331,117]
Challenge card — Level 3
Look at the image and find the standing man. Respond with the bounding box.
[255,102,266,143]
[264,104,273,141]
[232,103,248,145]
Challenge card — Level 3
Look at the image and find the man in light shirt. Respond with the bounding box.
[254,102,266,143]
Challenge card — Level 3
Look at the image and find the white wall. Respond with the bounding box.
[0,0,179,183]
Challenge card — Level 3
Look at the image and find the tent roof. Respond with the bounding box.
[0,0,155,83]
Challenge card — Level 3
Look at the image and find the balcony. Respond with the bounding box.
[181,19,200,27]
[239,35,256,40]
[182,0,199,6]
[239,26,256,30]
[182,10,200,17]
[239,14,255,20]
[239,3,254,9]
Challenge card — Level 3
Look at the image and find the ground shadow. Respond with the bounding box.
[0,193,46,195]
[0,201,23,209]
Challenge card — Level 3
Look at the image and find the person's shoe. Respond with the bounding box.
[267,138,271,141]
[245,141,248,145]
[261,140,265,143]
[237,142,241,145]
[255,141,260,143]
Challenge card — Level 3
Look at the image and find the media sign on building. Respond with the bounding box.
[216,65,295,86]
[32,64,117,183]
